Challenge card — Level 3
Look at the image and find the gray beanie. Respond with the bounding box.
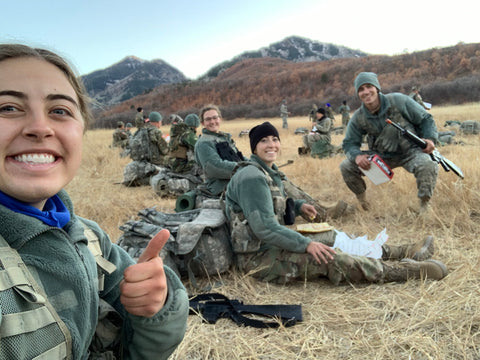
[354,72,381,93]
[185,113,200,128]
[148,111,162,123]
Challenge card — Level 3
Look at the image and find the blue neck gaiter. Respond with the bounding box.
[0,191,71,228]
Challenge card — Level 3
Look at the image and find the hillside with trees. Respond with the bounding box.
[93,42,480,128]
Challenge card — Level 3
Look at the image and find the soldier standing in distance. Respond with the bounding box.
[280,99,289,129]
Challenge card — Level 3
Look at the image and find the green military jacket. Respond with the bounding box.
[0,189,188,360]
[225,155,310,254]
[194,128,245,196]
[342,92,438,161]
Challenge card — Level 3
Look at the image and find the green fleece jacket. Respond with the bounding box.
[342,92,438,161]
[0,189,188,360]
[225,155,310,253]
[194,128,246,196]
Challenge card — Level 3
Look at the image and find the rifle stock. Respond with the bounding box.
[385,119,464,179]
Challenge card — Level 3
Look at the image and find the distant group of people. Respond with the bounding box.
[118,107,202,192]
[0,42,453,359]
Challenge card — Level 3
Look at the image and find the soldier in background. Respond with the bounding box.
[167,113,200,173]
[409,86,429,110]
[169,113,183,125]
[308,103,317,122]
[302,108,333,158]
[125,122,133,137]
[280,99,290,129]
[134,106,145,128]
[325,103,335,123]
[337,100,351,127]
[194,104,247,197]
[111,121,129,148]
[145,111,169,165]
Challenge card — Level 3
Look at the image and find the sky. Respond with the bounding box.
[1,0,478,79]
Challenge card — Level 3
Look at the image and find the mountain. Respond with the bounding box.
[81,56,187,106]
[82,36,367,106]
[93,42,480,128]
[201,35,367,79]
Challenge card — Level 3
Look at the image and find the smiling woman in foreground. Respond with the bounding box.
[0,44,188,359]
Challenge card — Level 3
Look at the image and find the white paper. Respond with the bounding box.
[332,228,388,259]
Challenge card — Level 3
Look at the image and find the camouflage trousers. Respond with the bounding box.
[237,246,386,285]
[236,232,385,285]
[339,149,438,198]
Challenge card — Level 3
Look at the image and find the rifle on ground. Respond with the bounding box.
[386,119,464,179]
[189,293,302,328]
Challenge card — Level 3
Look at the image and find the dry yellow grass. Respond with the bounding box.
[66,103,480,359]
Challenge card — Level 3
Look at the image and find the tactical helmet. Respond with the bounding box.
[185,113,200,128]
[149,111,162,123]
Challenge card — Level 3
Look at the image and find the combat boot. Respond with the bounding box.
[419,196,431,213]
[382,235,435,261]
[326,200,349,219]
[356,192,370,211]
[383,259,448,282]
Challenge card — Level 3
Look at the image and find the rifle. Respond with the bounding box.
[189,293,303,328]
[278,159,294,168]
[385,119,464,179]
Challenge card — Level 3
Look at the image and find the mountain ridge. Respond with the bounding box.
[82,36,367,106]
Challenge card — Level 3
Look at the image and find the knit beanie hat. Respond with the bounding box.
[148,111,162,123]
[317,107,326,115]
[249,122,280,153]
[185,113,200,128]
[354,72,381,93]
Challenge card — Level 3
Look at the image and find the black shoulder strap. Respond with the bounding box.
[189,293,302,328]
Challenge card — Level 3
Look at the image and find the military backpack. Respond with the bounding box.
[129,128,152,162]
[117,200,233,286]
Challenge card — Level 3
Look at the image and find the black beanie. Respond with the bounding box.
[249,121,280,153]
[317,107,326,115]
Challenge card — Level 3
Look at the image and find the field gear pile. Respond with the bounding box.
[122,160,160,186]
[117,199,232,284]
[459,120,480,135]
[150,166,203,197]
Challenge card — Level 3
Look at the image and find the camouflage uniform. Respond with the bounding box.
[144,124,169,166]
[135,111,144,128]
[409,87,428,110]
[325,104,335,122]
[225,155,440,285]
[112,127,129,148]
[280,101,289,129]
[167,123,198,173]
[303,115,332,149]
[308,104,317,122]
[337,102,351,127]
[194,128,246,196]
[341,92,438,200]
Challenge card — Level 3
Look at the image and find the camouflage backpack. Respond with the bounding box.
[150,168,202,197]
[129,128,152,162]
[168,123,191,158]
[460,120,480,135]
[117,199,233,284]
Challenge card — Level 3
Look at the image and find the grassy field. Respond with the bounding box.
[66,103,480,359]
